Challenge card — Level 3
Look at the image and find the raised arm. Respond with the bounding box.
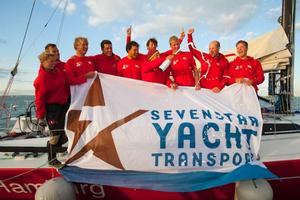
[126,26,132,46]
[187,28,207,63]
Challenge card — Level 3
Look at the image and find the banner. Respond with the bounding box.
[60,73,275,192]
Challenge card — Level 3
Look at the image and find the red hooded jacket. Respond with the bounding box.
[34,66,70,119]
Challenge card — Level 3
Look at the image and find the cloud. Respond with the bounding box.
[84,0,141,26]
[244,32,256,40]
[84,0,260,38]
[296,22,300,30]
[43,0,76,14]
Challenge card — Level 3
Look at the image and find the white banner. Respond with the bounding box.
[61,73,275,192]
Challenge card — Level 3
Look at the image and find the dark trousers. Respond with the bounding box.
[45,103,69,161]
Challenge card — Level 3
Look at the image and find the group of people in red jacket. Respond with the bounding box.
[33,27,264,166]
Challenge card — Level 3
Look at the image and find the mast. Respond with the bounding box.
[279,0,295,113]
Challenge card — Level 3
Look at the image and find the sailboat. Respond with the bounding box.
[0,0,299,199]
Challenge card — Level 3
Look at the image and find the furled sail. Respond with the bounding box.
[225,26,291,72]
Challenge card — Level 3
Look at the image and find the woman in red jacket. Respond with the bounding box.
[65,37,96,85]
[226,40,265,92]
[166,36,200,90]
[34,52,70,166]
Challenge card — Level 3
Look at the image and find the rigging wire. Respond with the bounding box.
[19,0,65,62]
[0,0,36,124]
[56,0,68,46]
[11,0,37,77]
[0,0,67,129]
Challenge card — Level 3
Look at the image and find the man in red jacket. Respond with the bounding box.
[93,40,121,76]
[34,52,70,166]
[44,43,65,71]
[65,37,96,85]
[117,41,146,80]
[226,40,265,92]
[187,28,229,93]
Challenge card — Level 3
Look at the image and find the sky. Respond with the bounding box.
[0,0,299,96]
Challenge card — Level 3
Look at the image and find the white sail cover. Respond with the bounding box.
[225,26,291,72]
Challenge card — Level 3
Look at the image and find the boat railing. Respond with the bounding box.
[0,145,67,153]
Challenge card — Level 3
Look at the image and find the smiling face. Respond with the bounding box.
[209,41,220,57]
[170,40,180,53]
[102,43,113,57]
[48,46,60,61]
[169,36,180,54]
[147,41,157,51]
[236,41,248,58]
[42,56,56,70]
[128,45,139,59]
[74,37,88,56]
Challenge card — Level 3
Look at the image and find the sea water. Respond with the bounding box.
[0,95,35,132]
[1,95,300,132]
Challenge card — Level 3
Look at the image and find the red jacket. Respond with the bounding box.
[93,54,121,75]
[117,55,146,80]
[55,60,66,71]
[34,66,70,119]
[141,57,170,84]
[226,56,265,91]
[188,34,229,90]
[167,51,196,87]
[65,55,96,85]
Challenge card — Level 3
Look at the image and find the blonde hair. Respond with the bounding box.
[74,37,88,50]
[38,52,54,63]
[169,35,179,45]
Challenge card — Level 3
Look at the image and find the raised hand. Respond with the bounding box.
[126,25,132,36]
[179,30,185,40]
[188,28,194,35]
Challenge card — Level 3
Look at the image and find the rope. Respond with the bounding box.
[56,0,68,46]
[0,160,51,183]
[0,0,36,114]
[12,0,37,75]
[19,0,65,62]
